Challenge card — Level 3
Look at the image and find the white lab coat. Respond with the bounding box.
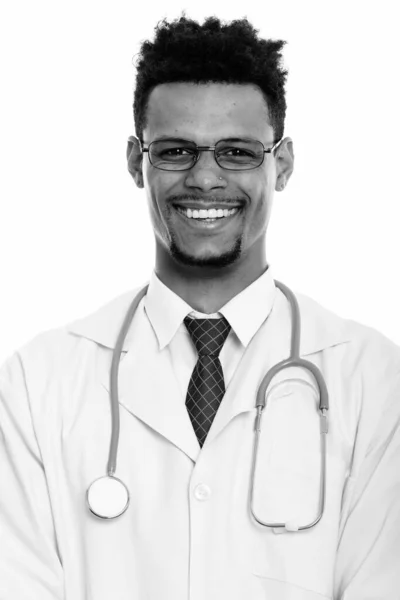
[1,282,400,600]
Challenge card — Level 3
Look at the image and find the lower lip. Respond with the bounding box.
[173,207,243,229]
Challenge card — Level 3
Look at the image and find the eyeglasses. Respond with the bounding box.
[140,137,283,171]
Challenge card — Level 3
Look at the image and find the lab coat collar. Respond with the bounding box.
[67,276,351,358]
[144,267,277,350]
[67,277,351,461]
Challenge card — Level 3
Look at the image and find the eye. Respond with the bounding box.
[218,147,256,158]
[160,147,195,158]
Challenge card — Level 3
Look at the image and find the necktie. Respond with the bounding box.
[184,316,231,447]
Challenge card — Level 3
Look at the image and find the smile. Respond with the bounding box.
[175,206,239,221]
[173,205,243,230]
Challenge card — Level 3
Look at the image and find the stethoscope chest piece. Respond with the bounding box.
[86,475,130,519]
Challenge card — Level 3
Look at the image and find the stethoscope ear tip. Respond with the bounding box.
[284,519,300,532]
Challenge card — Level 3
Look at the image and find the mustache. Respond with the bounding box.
[167,194,246,205]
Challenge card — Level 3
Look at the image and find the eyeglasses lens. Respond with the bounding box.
[149,139,264,171]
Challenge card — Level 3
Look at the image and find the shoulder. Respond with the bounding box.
[2,284,147,380]
[294,288,400,383]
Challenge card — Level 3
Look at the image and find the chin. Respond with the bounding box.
[170,238,242,269]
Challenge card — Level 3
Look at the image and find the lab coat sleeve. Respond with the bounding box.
[0,352,64,599]
[333,370,400,599]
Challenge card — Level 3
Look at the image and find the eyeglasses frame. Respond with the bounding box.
[139,137,284,172]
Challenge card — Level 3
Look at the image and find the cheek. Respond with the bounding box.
[143,166,181,212]
[245,172,273,216]
[143,170,184,238]
[243,175,274,236]
[253,193,271,229]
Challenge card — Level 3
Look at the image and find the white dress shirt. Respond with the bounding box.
[145,266,276,401]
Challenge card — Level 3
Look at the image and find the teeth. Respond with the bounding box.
[177,207,239,219]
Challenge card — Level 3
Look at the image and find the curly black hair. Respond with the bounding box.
[133,15,288,141]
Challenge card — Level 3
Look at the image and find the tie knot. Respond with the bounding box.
[184,316,231,357]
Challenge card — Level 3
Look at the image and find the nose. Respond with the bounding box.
[184,150,227,192]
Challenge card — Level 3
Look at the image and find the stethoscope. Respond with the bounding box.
[86,280,329,532]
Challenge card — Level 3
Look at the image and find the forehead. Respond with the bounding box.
[143,82,273,143]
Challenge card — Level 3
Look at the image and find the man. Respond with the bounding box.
[1,15,399,600]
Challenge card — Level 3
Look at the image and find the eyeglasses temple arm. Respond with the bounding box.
[270,137,284,154]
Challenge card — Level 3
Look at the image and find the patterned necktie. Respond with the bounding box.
[184,316,231,447]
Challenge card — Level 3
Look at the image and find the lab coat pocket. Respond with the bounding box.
[251,454,345,598]
[252,573,332,599]
[250,380,347,598]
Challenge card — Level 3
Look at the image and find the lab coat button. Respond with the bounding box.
[194,483,211,501]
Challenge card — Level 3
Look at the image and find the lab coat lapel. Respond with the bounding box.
[101,311,200,463]
[206,288,351,446]
[68,287,200,462]
[206,291,293,444]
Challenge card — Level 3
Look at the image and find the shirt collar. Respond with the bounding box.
[67,270,352,356]
[144,267,277,350]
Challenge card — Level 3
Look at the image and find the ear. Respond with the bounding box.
[127,135,144,189]
[274,137,294,192]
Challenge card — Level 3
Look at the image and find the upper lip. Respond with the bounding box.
[172,201,243,210]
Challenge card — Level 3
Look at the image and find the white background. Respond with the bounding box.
[1,0,399,364]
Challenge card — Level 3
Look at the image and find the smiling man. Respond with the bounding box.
[128,81,289,311]
[1,15,400,600]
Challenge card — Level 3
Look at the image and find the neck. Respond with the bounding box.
[155,246,268,314]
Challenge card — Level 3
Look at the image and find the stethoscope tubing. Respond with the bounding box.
[108,284,149,476]
[250,280,329,531]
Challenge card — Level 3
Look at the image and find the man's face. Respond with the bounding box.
[140,82,281,269]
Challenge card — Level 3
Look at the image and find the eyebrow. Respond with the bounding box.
[145,135,261,144]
